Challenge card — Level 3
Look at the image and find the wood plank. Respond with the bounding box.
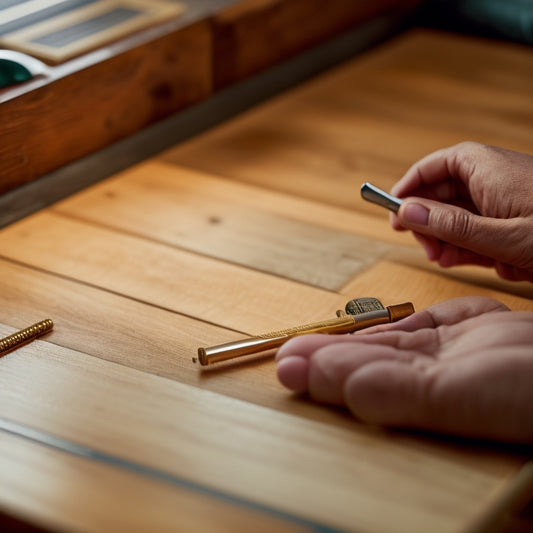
[52,160,398,291]
[340,261,533,313]
[0,258,345,426]
[53,160,416,245]
[0,431,309,533]
[0,211,350,333]
[51,160,533,299]
[0,0,422,196]
[2,250,531,432]
[162,29,533,213]
[2,27,533,533]
[0,333,527,533]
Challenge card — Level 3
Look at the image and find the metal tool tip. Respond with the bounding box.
[360,181,403,214]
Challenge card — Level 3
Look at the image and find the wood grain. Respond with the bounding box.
[53,160,416,245]
[0,431,309,533]
[0,211,347,333]
[211,0,424,88]
[2,27,533,533]
[0,0,423,196]
[1,246,531,435]
[0,19,212,195]
[340,261,533,313]
[52,160,397,291]
[163,30,533,213]
[0,257,344,426]
[0,332,526,533]
[51,158,533,298]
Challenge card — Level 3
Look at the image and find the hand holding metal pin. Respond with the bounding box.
[361,182,403,213]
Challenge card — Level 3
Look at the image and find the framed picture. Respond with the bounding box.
[0,0,185,63]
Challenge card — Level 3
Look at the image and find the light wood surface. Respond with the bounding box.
[0,431,307,533]
[1,29,533,533]
[0,327,526,533]
[163,30,533,213]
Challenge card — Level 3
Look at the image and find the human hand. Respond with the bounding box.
[276,297,533,443]
[390,142,533,282]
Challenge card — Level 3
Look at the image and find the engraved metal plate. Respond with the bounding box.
[345,297,385,315]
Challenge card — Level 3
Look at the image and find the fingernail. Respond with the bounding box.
[402,203,429,226]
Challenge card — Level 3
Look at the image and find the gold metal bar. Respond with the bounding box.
[195,303,414,366]
[0,319,54,356]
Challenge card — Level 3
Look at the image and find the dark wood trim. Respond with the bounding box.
[0,12,404,228]
[0,0,422,196]
[211,0,422,89]
[0,19,212,195]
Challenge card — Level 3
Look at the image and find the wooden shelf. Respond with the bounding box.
[0,0,421,196]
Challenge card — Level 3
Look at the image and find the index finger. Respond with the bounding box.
[391,145,464,200]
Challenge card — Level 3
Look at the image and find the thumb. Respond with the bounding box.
[398,198,524,265]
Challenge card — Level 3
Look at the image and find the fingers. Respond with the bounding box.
[276,297,508,398]
[410,231,496,268]
[343,353,533,443]
[276,356,309,393]
[278,339,429,404]
[396,198,532,268]
[390,142,533,276]
[494,262,533,283]
[412,231,441,261]
[275,299,533,442]
[344,360,429,427]
[276,297,507,361]
[391,142,484,199]
[358,296,509,335]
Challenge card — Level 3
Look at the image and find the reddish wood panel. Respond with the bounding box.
[211,0,423,88]
[0,20,212,195]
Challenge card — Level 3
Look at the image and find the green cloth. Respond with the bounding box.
[422,0,533,44]
[458,0,533,43]
[0,59,33,88]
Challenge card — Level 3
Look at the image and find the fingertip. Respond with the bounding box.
[400,201,430,226]
[390,212,405,231]
[276,335,345,362]
[276,355,309,393]
[413,232,441,261]
[275,337,299,361]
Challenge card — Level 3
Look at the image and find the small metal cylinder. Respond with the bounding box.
[361,182,403,213]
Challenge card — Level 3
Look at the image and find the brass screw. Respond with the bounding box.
[0,319,54,356]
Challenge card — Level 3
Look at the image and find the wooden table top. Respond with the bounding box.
[1,28,533,533]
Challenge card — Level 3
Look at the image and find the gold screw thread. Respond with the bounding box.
[0,319,54,356]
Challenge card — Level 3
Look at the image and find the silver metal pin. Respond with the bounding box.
[361,182,403,214]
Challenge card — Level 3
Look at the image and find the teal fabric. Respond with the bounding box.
[0,59,33,88]
[457,0,533,43]
[420,0,533,45]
